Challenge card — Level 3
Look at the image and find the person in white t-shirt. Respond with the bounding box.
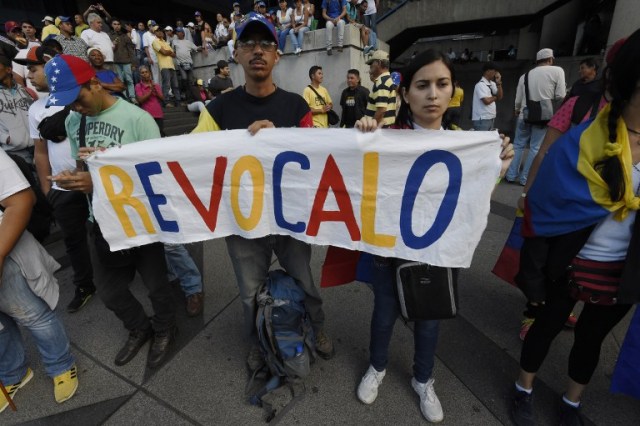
[363,0,379,33]
[143,21,161,85]
[506,48,566,185]
[472,62,503,130]
[80,13,114,64]
[17,45,96,313]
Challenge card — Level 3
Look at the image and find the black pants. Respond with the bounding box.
[89,235,176,332]
[48,189,94,292]
[154,118,165,137]
[520,276,632,384]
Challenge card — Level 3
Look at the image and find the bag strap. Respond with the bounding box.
[524,71,531,103]
[307,85,327,106]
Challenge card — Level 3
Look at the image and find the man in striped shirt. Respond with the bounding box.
[365,50,396,127]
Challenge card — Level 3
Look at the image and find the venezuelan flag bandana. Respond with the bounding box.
[523,104,640,237]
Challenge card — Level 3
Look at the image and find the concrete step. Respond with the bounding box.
[165,122,198,136]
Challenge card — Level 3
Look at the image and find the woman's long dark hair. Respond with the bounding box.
[396,50,456,129]
[598,29,640,201]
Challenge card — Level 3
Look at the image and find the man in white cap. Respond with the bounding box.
[365,50,396,127]
[184,22,196,43]
[506,48,566,186]
[40,16,60,41]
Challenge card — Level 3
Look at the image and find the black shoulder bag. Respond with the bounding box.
[523,72,554,126]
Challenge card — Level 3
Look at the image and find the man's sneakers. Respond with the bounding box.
[327,47,333,56]
[412,377,444,423]
[53,365,78,403]
[114,327,153,366]
[0,368,33,413]
[314,329,335,360]
[357,365,385,404]
[294,47,302,56]
[558,397,585,426]
[67,287,96,313]
[510,387,535,426]
[1,366,78,413]
[519,317,535,341]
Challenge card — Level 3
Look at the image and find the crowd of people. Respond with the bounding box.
[1,2,639,425]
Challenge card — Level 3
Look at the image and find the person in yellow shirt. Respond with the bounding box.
[40,16,60,41]
[303,65,333,128]
[74,14,89,36]
[152,28,182,106]
[445,81,464,127]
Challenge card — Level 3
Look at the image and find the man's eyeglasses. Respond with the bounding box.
[237,39,277,52]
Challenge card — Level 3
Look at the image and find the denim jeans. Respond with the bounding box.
[505,116,548,185]
[89,236,176,333]
[0,258,75,383]
[164,244,203,296]
[325,19,345,48]
[364,13,377,33]
[472,118,494,131]
[289,27,309,50]
[160,68,181,103]
[277,28,291,52]
[114,63,135,100]
[369,256,440,383]
[225,235,325,337]
[47,189,94,292]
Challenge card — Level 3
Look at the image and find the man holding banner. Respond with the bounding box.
[191,12,334,366]
[46,55,177,369]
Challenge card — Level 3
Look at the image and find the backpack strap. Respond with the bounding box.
[524,72,531,103]
[307,85,327,106]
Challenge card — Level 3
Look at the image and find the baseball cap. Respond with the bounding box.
[235,12,277,43]
[4,21,21,33]
[606,37,627,65]
[196,78,203,85]
[233,2,240,6]
[536,48,554,61]
[366,50,389,64]
[42,16,55,23]
[258,1,266,7]
[44,54,96,107]
[194,11,202,16]
[13,45,56,66]
[186,22,195,27]
[147,19,158,28]
[175,27,185,33]
[55,16,71,27]
[164,26,173,31]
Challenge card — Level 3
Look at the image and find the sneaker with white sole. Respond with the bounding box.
[357,365,386,404]
[412,377,444,423]
[0,368,33,413]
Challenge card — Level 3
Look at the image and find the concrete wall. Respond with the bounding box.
[191,25,389,118]
[607,0,640,47]
[378,0,559,42]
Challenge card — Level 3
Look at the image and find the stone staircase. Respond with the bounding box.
[163,107,199,136]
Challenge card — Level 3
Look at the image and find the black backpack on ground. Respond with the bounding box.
[247,269,316,423]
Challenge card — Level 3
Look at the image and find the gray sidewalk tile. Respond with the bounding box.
[103,392,195,426]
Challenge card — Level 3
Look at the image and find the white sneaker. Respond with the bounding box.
[295,47,302,55]
[357,365,386,404]
[412,377,444,423]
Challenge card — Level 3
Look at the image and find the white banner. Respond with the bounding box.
[87,128,501,267]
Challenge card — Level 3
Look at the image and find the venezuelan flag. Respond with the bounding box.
[491,211,524,286]
[611,307,640,399]
[523,104,640,237]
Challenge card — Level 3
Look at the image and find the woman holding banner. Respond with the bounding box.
[508,31,640,426]
[354,50,514,423]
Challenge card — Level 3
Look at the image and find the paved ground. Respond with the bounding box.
[4,182,639,426]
